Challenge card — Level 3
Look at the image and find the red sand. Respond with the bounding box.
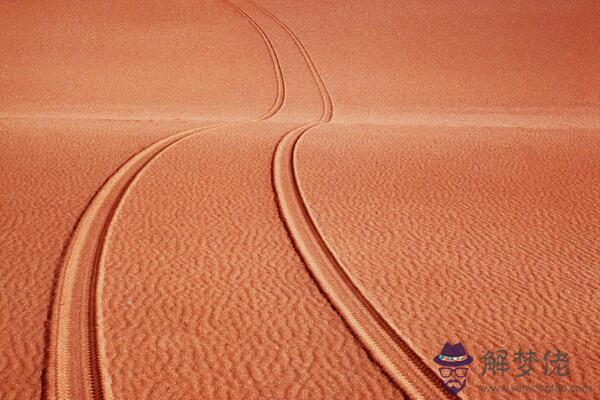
[296,125,600,399]
[0,118,200,398]
[1,1,598,399]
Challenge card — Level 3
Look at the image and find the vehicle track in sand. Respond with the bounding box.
[43,4,289,398]
[44,1,452,398]
[257,2,458,398]
[245,0,332,123]
[43,124,235,400]
[272,125,459,400]
[224,0,285,120]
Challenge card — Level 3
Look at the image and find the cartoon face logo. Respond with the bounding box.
[433,342,473,394]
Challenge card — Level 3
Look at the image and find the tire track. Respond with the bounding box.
[235,4,432,395]
[252,4,458,397]
[260,9,459,389]
[44,8,289,399]
[44,123,231,400]
[246,0,333,123]
[224,0,285,120]
[273,125,459,399]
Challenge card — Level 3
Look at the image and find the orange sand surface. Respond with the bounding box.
[296,125,600,399]
[1,1,599,399]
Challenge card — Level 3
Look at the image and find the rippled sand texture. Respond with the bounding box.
[0,119,199,399]
[101,123,399,399]
[296,125,600,400]
[1,0,599,399]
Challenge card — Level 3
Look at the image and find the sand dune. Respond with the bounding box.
[98,123,400,399]
[45,124,231,400]
[0,1,276,120]
[1,0,599,399]
[0,119,200,399]
[295,125,600,400]
[257,0,600,122]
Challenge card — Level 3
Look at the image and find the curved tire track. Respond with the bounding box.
[273,125,458,400]
[44,7,288,399]
[225,0,285,120]
[44,124,229,400]
[249,2,450,398]
[247,1,449,397]
[252,4,458,398]
[247,0,332,123]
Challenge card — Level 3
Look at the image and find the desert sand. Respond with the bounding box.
[1,1,599,399]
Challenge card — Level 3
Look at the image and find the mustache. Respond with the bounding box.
[444,379,464,388]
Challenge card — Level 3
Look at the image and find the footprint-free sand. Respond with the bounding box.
[1,1,599,399]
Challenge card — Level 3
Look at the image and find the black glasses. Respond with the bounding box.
[439,367,468,378]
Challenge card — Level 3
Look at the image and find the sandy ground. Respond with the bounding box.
[1,1,599,399]
[296,125,600,399]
